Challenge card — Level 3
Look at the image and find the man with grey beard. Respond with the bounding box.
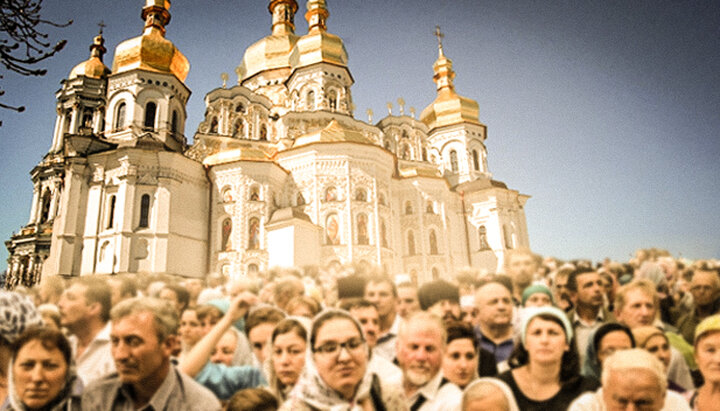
[397,311,461,411]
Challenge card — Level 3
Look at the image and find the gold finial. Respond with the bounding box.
[397,98,405,116]
[235,65,243,84]
[90,21,107,59]
[409,107,416,119]
[434,25,445,56]
[221,72,229,88]
[270,0,298,35]
[306,0,329,32]
[142,0,171,36]
[386,102,393,115]
[366,108,373,123]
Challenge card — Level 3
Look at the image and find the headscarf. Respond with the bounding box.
[520,306,573,346]
[695,314,720,345]
[581,322,635,380]
[286,309,374,411]
[521,283,554,306]
[632,326,667,349]
[462,377,520,411]
[263,316,311,403]
[0,291,43,344]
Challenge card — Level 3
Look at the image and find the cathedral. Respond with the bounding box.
[4,0,530,288]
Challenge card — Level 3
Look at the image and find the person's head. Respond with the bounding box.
[601,349,667,411]
[158,284,189,315]
[566,267,604,310]
[396,282,421,319]
[36,276,65,305]
[284,295,321,318]
[340,299,380,349]
[474,279,513,331]
[178,308,204,348]
[107,274,138,306]
[195,304,224,333]
[183,277,205,303]
[397,311,446,390]
[614,279,658,328]
[593,322,635,367]
[225,387,278,411]
[11,326,73,410]
[273,277,305,312]
[632,326,671,371]
[37,304,61,330]
[510,306,579,383]
[459,295,479,326]
[552,266,574,310]
[694,314,720,386]
[462,378,519,411]
[271,318,309,389]
[504,249,538,290]
[210,330,238,366]
[363,276,397,320]
[0,291,44,389]
[443,321,478,389]
[418,279,461,322]
[521,284,554,308]
[109,297,178,390]
[689,269,720,308]
[58,277,111,331]
[310,310,368,401]
[246,306,286,364]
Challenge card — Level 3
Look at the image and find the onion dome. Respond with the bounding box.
[111,0,189,82]
[69,30,111,80]
[237,0,299,81]
[289,0,348,70]
[420,31,480,131]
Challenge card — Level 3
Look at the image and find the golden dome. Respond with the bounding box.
[289,0,348,70]
[69,32,111,80]
[420,44,481,131]
[238,1,299,82]
[111,0,189,82]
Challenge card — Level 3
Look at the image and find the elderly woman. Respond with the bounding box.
[265,317,311,402]
[3,326,82,411]
[462,378,519,411]
[688,314,720,410]
[498,306,599,410]
[280,309,406,410]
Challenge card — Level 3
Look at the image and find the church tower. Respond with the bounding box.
[105,0,190,152]
[420,29,489,186]
[287,0,354,115]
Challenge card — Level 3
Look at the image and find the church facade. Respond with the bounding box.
[4,0,530,288]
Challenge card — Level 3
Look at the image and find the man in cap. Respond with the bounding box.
[418,279,461,323]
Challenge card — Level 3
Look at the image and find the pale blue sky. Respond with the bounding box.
[1,0,718,271]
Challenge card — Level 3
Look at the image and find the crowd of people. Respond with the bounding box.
[1,247,719,411]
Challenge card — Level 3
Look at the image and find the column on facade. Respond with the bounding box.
[68,104,79,135]
[28,185,41,224]
[48,181,61,222]
[51,110,63,152]
[345,162,353,262]
[373,178,381,266]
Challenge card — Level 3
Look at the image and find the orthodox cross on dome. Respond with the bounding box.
[397,97,405,115]
[220,72,228,88]
[434,25,445,55]
[366,108,373,123]
[386,102,393,115]
[409,107,416,119]
[98,20,106,35]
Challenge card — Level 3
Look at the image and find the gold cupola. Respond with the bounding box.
[420,30,481,131]
[289,0,348,70]
[237,0,299,82]
[111,0,189,81]
[69,29,111,80]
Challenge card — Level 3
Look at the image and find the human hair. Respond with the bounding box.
[503,248,539,270]
[507,313,580,385]
[462,379,512,411]
[310,310,364,350]
[338,298,378,313]
[161,283,190,311]
[398,310,447,347]
[37,275,65,301]
[111,274,138,299]
[110,297,179,342]
[272,318,308,344]
[593,322,635,354]
[602,348,667,392]
[285,295,321,317]
[225,387,278,411]
[246,306,286,337]
[566,266,597,293]
[364,275,397,297]
[11,326,72,367]
[475,275,513,294]
[446,321,478,347]
[273,277,305,311]
[74,277,112,322]
[614,279,659,314]
[195,305,223,323]
[37,304,61,329]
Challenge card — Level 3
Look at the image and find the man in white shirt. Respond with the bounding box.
[397,311,461,411]
[58,277,116,385]
[364,275,401,361]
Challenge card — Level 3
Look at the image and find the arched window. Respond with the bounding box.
[429,230,438,254]
[63,112,71,134]
[247,263,259,275]
[328,90,337,110]
[296,192,306,206]
[503,224,513,249]
[114,103,126,130]
[380,220,388,248]
[384,140,392,151]
[107,195,116,229]
[426,201,434,214]
[356,214,369,245]
[472,149,480,171]
[478,225,489,250]
[324,186,338,202]
[422,147,428,161]
[405,201,413,215]
[82,108,93,129]
[378,193,386,206]
[39,189,51,223]
[144,102,157,129]
[139,194,150,228]
[222,187,233,203]
[221,218,232,251]
[401,144,411,160]
[235,103,244,113]
[450,150,459,173]
[407,231,416,255]
[248,218,260,250]
[306,90,315,110]
[325,214,340,245]
[209,116,218,134]
[355,188,367,202]
[233,119,243,137]
[259,124,267,141]
[249,186,260,201]
[171,110,179,134]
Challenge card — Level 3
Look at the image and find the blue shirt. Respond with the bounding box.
[475,327,515,364]
[195,362,266,400]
